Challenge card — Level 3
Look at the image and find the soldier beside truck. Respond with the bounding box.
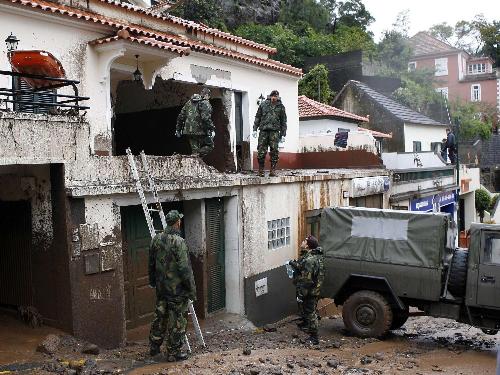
[314,207,500,338]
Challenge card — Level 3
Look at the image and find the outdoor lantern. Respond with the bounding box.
[132,54,142,82]
[5,33,19,52]
[257,93,265,106]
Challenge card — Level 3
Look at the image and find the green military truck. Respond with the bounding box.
[320,207,500,338]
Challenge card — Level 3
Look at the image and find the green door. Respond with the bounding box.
[122,205,156,329]
[206,198,226,313]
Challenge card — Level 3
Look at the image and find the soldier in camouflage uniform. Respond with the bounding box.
[290,246,311,328]
[148,210,197,361]
[176,88,215,158]
[253,90,287,177]
[294,235,324,345]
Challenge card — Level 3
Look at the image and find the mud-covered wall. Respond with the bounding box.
[69,196,125,348]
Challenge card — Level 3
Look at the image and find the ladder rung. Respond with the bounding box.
[148,208,160,212]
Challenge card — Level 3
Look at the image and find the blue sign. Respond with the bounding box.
[410,195,434,212]
[410,191,456,212]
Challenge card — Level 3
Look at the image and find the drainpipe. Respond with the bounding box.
[454,117,460,233]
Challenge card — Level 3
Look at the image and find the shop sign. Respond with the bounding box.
[410,191,456,212]
[351,176,390,198]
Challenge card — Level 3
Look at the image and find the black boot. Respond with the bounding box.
[269,162,277,177]
[149,344,160,356]
[305,335,319,345]
[258,162,265,177]
[168,351,189,362]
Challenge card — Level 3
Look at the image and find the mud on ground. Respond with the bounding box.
[1,311,498,374]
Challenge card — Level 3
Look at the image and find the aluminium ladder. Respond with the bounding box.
[126,148,206,351]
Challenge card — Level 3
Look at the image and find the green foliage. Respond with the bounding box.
[376,30,412,76]
[392,71,445,114]
[428,22,454,44]
[298,64,333,103]
[490,194,499,212]
[336,0,374,31]
[233,22,374,68]
[450,101,493,141]
[279,0,331,33]
[475,188,492,222]
[169,0,226,29]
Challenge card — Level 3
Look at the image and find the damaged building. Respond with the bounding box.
[0,0,390,348]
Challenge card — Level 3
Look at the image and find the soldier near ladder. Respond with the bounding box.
[176,88,215,158]
[293,235,324,345]
[289,245,311,329]
[148,210,197,361]
[253,90,287,177]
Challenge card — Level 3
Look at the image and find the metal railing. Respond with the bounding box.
[0,70,89,115]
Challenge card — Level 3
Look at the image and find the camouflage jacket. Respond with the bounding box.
[148,226,197,301]
[253,98,287,136]
[176,94,215,136]
[292,249,310,285]
[295,247,324,298]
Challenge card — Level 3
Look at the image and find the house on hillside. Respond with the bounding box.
[298,95,392,155]
[0,0,390,348]
[332,80,448,153]
[408,32,499,114]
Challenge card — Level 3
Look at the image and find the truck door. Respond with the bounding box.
[477,231,500,308]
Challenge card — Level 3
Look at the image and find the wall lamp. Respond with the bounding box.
[5,33,19,52]
[257,93,265,106]
[132,54,142,82]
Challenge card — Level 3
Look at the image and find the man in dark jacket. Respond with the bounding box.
[294,235,324,345]
[440,138,448,162]
[253,90,287,177]
[148,210,197,361]
[176,88,215,158]
[446,128,457,164]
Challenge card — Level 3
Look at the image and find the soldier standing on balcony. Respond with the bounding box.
[176,88,215,158]
[253,90,287,177]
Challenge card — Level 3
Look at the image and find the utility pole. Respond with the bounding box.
[454,117,461,234]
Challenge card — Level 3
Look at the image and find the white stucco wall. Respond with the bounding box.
[299,118,358,136]
[300,131,377,153]
[404,123,447,152]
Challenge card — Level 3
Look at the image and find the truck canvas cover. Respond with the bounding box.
[320,207,449,268]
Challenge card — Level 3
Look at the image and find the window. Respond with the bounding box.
[349,194,383,208]
[431,142,441,152]
[435,87,448,100]
[468,63,487,74]
[483,233,500,265]
[413,141,422,152]
[435,58,448,76]
[408,61,417,72]
[471,84,481,102]
[267,217,291,250]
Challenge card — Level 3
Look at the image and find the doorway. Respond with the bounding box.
[0,201,33,308]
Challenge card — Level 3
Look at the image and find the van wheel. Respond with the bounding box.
[448,249,469,297]
[342,291,393,338]
[390,307,409,330]
[481,328,498,335]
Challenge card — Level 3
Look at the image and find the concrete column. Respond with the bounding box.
[224,195,244,314]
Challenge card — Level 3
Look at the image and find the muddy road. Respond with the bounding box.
[1,311,498,374]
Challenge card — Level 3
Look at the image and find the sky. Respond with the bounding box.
[362,0,500,41]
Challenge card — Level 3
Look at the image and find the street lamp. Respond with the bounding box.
[5,32,19,52]
[132,54,142,82]
[257,93,264,106]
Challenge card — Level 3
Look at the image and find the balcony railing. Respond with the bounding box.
[0,70,89,115]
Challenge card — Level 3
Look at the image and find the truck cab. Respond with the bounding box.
[320,207,500,338]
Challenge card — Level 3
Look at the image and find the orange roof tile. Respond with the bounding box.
[3,0,301,77]
[357,127,392,139]
[89,34,191,56]
[298,95,369,122]
[97,0,277,54]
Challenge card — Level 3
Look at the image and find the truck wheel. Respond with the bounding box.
[342,291,393,338]
[390,307,409,330]
[481,328,498,335]
[448,249,469,297]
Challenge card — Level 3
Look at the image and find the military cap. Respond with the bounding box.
[270,90,279,97]
[166,210,184,225]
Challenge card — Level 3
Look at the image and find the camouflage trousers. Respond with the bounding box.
[149,297,189,354]
[188,135,214,158]
[257,130,280,166]
[302,296,319,336]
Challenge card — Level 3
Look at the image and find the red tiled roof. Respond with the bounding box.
[3,0,301,76]
[98,0,277,54]
[121,25,302,76]
[298,95,369,122]
[89,34,191,56]
[409,32,460,57]
[358,127,392,139]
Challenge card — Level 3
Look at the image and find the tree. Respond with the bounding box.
[169,0,225,29]
[336,0,374,31]
[376,29,412,75]
[450,101,493,141]
[279,0,331,33]
[298,64,333,103]
[475,188,491,222]
[429,22,454,44]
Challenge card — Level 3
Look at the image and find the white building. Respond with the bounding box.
[0,0,391,347]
